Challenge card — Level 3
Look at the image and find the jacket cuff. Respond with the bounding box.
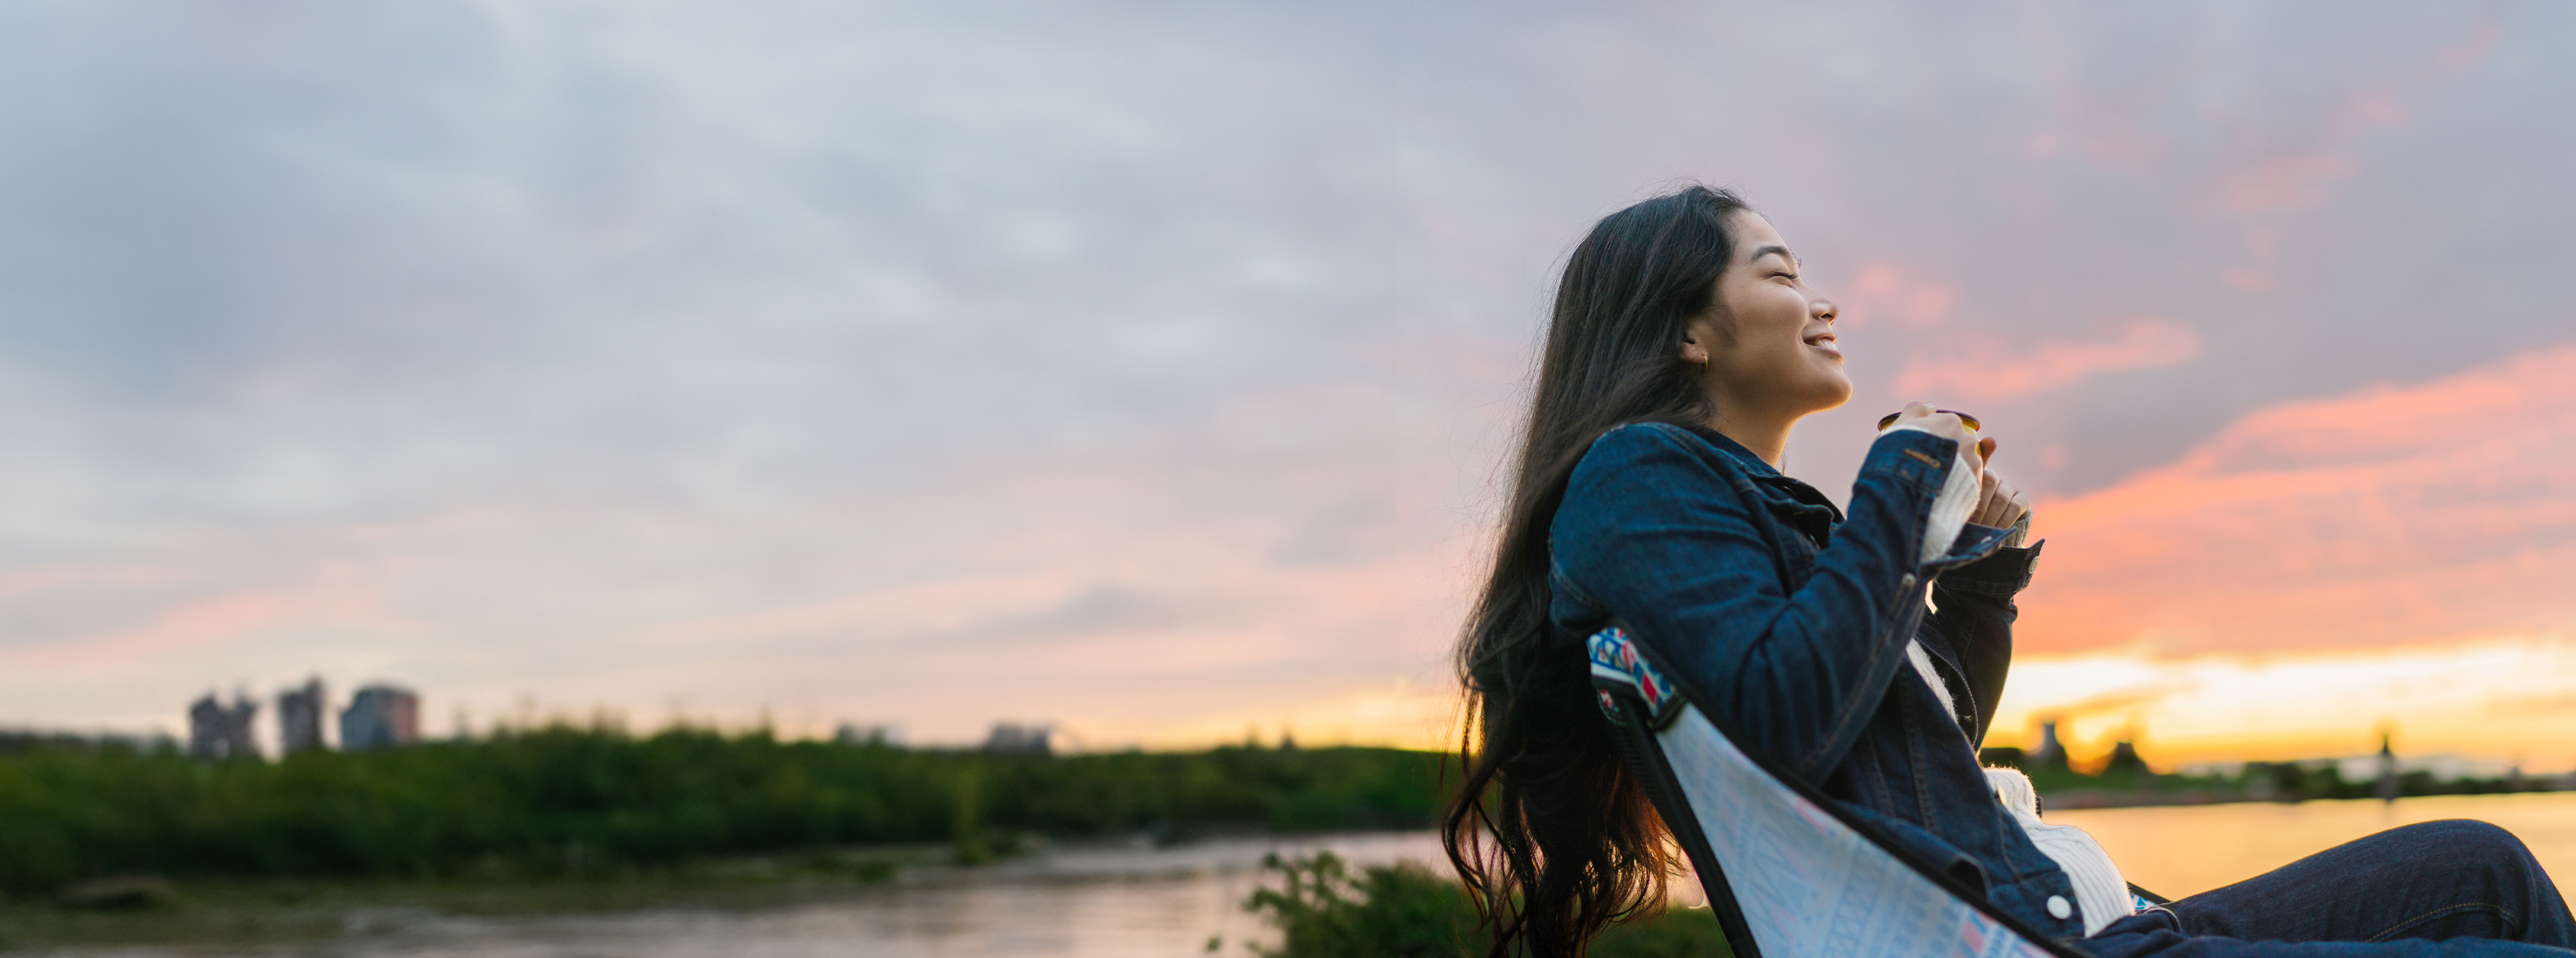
[1937,539,2043,596]
[1858,429,1961,496]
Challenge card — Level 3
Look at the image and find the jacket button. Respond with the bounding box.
[2047,895,2073,920]
[1899,574,1917,591]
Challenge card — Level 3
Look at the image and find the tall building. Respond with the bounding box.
[982,722,1052,756]
[340,685,420,752]
[277,677,328,755]
[2028,719,2070,773]
[187,691,259,760]
[834,723,901,746]
[2376,731,2400,803]
[2103,740,2148,775]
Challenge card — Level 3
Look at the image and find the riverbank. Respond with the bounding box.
[0,831,1735,958]
[2007,753,2566,811]
[0,844,930,953]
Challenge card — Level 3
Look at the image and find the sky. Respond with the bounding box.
[1,1,2573,767]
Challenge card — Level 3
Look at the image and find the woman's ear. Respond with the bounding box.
[1679,318,1713,365]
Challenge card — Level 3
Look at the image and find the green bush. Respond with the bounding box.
[1241,852,1730,958]
[1245,852,1482,957]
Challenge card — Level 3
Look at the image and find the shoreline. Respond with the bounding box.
[2042,784,2568,811]
[0,830,1441,953]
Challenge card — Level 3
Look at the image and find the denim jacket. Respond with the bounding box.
[1547,422,2079,940]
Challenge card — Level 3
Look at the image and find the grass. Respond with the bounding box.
[1236,852,1730,958]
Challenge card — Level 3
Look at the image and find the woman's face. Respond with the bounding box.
[1684,211,1850,420]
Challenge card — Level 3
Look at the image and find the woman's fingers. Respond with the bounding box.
[1893,404,2022,528]
[1893,401,1984,479]
[2003,480,2036,546]
[1974,471,2032,529]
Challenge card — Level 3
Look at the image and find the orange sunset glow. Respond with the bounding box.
[1989,344,2576,766]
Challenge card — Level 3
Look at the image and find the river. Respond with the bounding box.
[24,793,2576,957]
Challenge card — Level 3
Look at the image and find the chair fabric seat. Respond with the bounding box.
[1589,626,2082,958]
[1660,704,2059,957]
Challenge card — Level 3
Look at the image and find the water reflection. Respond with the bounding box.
[32,794,2576,957]
[2054,792,2576,900]
[24,832,1443,958]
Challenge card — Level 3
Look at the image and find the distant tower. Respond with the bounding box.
[832,723,902,747]
[2376,730,2399,803]
[2029,719,2070,773]
[188,691,260,760]
[340,685,420,753]
[277,677,328,755]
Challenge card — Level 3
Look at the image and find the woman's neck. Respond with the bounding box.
[1705,411,1794,469]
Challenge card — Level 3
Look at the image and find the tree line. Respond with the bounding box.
[0,726,1446,894]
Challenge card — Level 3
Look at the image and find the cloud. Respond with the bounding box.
[2029,677,2200,724]
[2016,341,2576,656]
[1836,263,1957,330]
[1890,317,2200,401]
[2203,151,2356,216]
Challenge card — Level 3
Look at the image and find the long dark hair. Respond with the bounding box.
[1443,184,1749,957]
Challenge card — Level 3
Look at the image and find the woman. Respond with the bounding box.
[1441,184,2576,957]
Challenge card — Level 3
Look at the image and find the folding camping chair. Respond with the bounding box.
[1587,625,2092,958]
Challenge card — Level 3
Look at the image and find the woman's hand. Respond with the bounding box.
[1967,426,2033,546]
[1891,402,2029,544]
[1888,402,1991,482]
[1972,468,2032,543]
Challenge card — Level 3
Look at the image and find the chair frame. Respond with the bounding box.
[1590,631,2092,958]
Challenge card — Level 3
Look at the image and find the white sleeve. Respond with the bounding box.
[1906,639,1965,735]
[1883,424,1981,565]
[1984,767,2137,935]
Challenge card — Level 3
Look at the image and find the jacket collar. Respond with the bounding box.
[1682,425,1777,477]
[1683,425,1847,526]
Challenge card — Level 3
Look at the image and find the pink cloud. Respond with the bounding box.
[0,563,188,599]
[2204,150,2357,216]
[4,590,355,672]
[522,445,1488,744]
[2048,83,2176,175]
[2435,17,2502,68]
[2328,89,2409,138]
[1836,263,1957,331]
[1891,316,2200,401]
[2017,342,2576,656]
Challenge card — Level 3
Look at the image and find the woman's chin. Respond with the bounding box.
[1800,376,1855,415]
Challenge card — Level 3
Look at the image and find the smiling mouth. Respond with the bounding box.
[1805,333,1841,356]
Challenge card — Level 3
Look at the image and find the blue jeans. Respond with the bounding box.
[2084,820,2576,956]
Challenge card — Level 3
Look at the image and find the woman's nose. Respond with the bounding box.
[1814,297,1837,324]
